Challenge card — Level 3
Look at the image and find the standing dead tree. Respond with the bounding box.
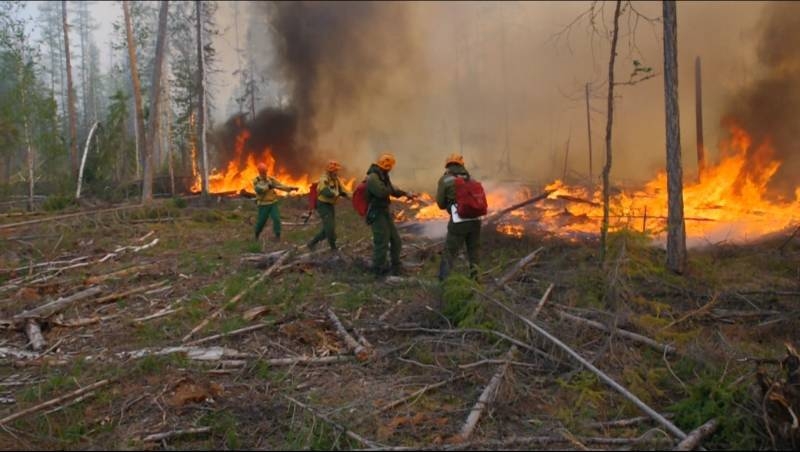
[663,0,687,274]
[122,1,146,193]
[62,0,79,178]
[142,1,170,203]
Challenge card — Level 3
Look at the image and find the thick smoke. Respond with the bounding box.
[721,2,800,197]
[210,109,311,176]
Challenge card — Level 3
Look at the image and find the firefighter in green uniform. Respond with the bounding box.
[253,162,299,243]
[307,160,349,251]
[366,153,414,276]
[437,153,482,281]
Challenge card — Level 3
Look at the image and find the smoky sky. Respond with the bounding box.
[212,1,775,190]
[721,1,800,197]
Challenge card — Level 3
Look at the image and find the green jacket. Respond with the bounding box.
[436,164,470,210]
[366,163,406,210]
[253,175,293,206]
[317,172,349,204]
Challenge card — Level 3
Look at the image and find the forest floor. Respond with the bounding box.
[0,195,798,450]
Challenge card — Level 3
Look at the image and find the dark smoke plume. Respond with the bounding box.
[722,1,800,197]
[210,108,311,176]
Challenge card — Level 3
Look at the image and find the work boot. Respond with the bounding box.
[307,240,318,251]
[390,263,406,276]
[372,265,389,280]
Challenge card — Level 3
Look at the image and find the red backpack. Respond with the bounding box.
[454,176,488,218]
[308,182,318,210]
[352,180,369,217]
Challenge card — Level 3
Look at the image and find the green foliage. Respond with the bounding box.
[171,196,188,208]
[286,414,349,450]
[42,194,77,211]
[200,410,240,449]
[669,372,761,450]
[441,274,494,329]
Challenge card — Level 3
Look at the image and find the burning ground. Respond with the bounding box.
[0,196,798,450]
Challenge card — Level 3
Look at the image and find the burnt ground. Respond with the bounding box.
[0,195,798,450]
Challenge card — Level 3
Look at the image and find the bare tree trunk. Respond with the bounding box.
[196,0,210,198]
[663,1,687,274]
[694,56,705,182]
[600,0,623,264]
[62,0,79,179]
[20,58,34,212]
[165,73,175,196]
[122,1,146,189]
[76,121,100,200]
[142,1,170,203]
[585,82,593,183]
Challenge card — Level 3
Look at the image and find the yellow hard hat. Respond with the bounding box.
[376,153,396,171]
[445,153,465,167]
[326,160,343,172]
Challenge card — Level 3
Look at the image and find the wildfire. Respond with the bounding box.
[190,128,354,196]
[410,124,799,244]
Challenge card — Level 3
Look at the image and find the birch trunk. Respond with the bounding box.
[196,0,210,198]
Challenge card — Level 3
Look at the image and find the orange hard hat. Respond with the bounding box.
[445,153,465,167]
[257,163,268,173]
[326,160,343,172]
[376,153,396,171]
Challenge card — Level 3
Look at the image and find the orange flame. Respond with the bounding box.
[411,124,799,242]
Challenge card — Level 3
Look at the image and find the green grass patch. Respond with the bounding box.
[441,274,495,329]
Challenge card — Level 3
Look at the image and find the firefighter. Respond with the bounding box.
[253,162,299,243]
[436,153,481,281]
[366,153,414,276]
[307,160,349,251]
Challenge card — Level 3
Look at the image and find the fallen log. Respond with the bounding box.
[555,309,677,355]
[327,308,372,361]
[478,290,688,441]
[0,204,145,231]
[485,190,555,225]
[0,378,112,425]
[14,286,103,322]
[85,264,151,285]
[496,247,544,286]
[117,346,253,361]
[182,249,291,342]
[673,418,718,450]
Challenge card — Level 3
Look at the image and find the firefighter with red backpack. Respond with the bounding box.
[436,153,487,281]
[361,153,414,277]
[307,160,349,251]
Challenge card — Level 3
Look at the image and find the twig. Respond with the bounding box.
[0,379,112,425]
[477,289,688,440]
[93,281,169,305]
[327,308,372,361]
[673,418,718,450]
[378,376,462,413]
[485,190,555,225]
[663,294,721,330]
[141,427,212,443]
[532,283,555,319]
[13,286,103,322]
[132,308,183,323]
[283,394,378,448]
[182,250,291,342]
[185,322,274,346]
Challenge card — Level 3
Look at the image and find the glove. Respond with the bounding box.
[290,187,299,192]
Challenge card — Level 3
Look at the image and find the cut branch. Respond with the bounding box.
[283,395,377,449]
[479,290,688,440]
[141,427,212,443]
[327,308,372,361]
[485,190,555,225]
[0,378,112,425]
[497,247,544,286]
[14,286,102,322]
[182,250,291,342]
[673,418,718,450]
[556,309,677,355]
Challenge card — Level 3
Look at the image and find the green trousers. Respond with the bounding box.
[439,219,481,280]
[370,208,401,271]
[255,203,281,239]
[310,202,337,250]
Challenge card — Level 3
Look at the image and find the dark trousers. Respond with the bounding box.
[370,209,401,271]
[439,219,481,280]
[255,203,281,239]
[310,202,337,249]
